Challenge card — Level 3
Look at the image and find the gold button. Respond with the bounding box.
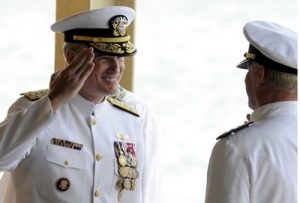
[64,160,69,166]
[96,154,102,161]
[91,119,97,126]
[95,190,101,197]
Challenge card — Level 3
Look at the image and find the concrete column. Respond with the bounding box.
[54,0,91,71]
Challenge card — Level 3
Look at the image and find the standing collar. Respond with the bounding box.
[70,94,108,116]
[250,101,297,122]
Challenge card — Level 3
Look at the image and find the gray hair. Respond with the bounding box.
[63,42,87,56]
[254,62,298,92]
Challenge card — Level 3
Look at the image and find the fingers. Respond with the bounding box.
[50,71,61,87]
[75,48,95,76]
[48,47,95,111]
[78,62,95,85]
[77,63,94,80]
[68,47,94,74]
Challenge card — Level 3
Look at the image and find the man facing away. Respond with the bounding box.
[205,21,297,203]
[0,6,160,203]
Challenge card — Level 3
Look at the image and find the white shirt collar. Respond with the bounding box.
[250,101,297,122]
[70,94,108,116]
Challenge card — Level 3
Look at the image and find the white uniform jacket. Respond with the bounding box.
[205,101,297,203]
[0,91,160,203]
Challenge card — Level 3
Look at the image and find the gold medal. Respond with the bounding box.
[119,167,139,179]
[133,169,139,179]
[130,178,136,191]
[118,155,127,166]
[126,156,132,166]
[123,178,131,190]
[130,156,138,167]
[119,166,129,177]
[129,168,139,179]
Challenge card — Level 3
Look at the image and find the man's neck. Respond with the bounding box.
[79,90,105,104]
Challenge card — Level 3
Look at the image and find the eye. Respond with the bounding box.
[94,55,109,61]
[116,57,124,62]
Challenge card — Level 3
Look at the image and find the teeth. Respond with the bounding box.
[104,77,117,81]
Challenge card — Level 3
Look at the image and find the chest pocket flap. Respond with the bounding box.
[46,144,87,170]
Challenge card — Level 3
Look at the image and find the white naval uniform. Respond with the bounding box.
[0,91,160,203]
[205,101,297,203]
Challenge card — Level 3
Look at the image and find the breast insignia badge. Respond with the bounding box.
[56,177,70,192]
[51,138,83,150]
[116,133,129,141]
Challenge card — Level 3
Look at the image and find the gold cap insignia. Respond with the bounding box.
[52,7,137,56]
[111,15,128,37]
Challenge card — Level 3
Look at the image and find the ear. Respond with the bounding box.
[65,49,76,64]
[255,65,266,88]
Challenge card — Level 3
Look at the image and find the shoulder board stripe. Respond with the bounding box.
[21,89,49,101]
[107,97,140,117]
[217,121,254,140]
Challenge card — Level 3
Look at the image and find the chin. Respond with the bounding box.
[105,87,118,95]
[248,101,256,110]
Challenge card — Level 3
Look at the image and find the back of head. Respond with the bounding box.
[237,21,297,93]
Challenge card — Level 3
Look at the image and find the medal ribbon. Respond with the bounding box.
[113,141,139,201]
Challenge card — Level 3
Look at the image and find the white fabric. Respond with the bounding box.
[205,101,297,203]
[51,6,135,32]
[243,21,297,69]
[0,92,160,203]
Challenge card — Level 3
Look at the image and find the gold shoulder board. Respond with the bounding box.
[216,121,254,140]
[21,89,49,101]
[110,86,127,101]
[107,97,140,117]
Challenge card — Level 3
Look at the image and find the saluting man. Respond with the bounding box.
[0,6,160,203]
[205,21,297,203]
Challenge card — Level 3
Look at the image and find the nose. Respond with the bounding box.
[111,57,120,67]
[107,57,120,72]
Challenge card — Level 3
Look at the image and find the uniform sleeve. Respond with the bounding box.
[141,106,161,203]
[0,96,56,171]
[205,139,250,203]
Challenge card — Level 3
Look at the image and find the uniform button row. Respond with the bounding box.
[95,190,101,197]
[91,119,97,126]
[96,154,102,161]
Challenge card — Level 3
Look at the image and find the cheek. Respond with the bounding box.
[85,68,103,85]
[245,72,250,87]
[90,65,105,77]
[120,66,125,74]
[118,63,125,74]
[245,72,253,94]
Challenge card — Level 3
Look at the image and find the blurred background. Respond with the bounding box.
[0,0,297,202]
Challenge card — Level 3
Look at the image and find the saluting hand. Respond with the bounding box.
[48,47,95,112]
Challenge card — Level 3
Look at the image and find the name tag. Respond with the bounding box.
[51,138,83,150]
